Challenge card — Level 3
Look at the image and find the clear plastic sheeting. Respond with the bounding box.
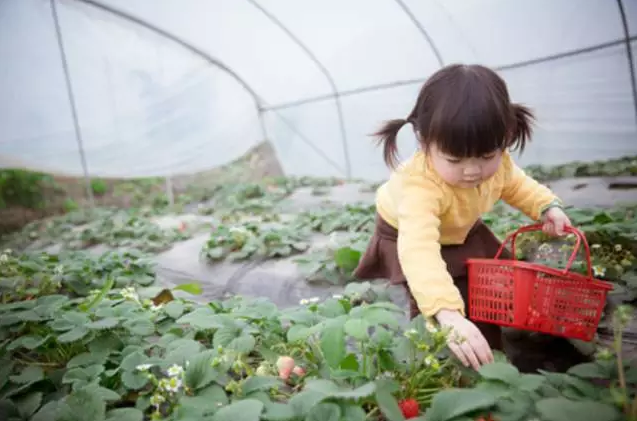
[0,0,635,181]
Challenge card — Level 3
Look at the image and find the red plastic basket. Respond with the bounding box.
[466,223,614,341]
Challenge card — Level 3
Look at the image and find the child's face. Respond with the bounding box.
[429,143,502,188]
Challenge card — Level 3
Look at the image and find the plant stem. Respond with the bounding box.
[613,314,628,417]
[630,394,637,421]
[365,406,379,420]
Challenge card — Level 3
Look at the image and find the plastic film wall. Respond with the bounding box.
[0,0,635,181]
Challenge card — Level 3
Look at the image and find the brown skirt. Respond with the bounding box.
[353,213,510,350]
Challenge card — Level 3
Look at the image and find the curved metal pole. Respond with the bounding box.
[266,36,637,110]
[616,0,637,124]
[246,0,352,179]
[71,0,267,141]
[51,0,95,207]
[393,0,444,67]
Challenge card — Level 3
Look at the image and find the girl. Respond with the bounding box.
[354,64,572,371]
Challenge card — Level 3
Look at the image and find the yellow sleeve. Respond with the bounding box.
[500,153,561,221]
[396,174,465,318]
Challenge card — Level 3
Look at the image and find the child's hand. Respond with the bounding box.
[435,309,494,370]
[542,207,572,236]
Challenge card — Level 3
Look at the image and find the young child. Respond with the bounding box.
[354,64,572,371]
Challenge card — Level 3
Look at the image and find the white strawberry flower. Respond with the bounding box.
[166,364,184,378]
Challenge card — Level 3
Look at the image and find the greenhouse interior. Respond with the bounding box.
[0,1,636,420]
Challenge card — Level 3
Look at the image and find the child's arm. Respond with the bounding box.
[396,174,495,369]
[500,153,562,221]
[395,175,464,317]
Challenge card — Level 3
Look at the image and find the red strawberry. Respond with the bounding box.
[398,398,419,419]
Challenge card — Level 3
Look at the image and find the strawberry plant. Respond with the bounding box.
[0,249,464,421]
[293,204,375,235]
[200,222,310,262]
[0,208,194,254]
[423,305,636,421]
[294,232,371,285]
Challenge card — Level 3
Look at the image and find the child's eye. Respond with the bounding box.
[481,154,496,160]
[446,158,462,164]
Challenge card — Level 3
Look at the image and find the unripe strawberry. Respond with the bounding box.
[292,366,305,376]
[276,356,295,380]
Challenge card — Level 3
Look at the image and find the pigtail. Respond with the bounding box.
[373,118,408,169]
[509,103,535,153]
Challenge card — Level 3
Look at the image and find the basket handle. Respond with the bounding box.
[493,223,593,278]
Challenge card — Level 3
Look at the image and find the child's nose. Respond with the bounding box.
[464,166,481,176]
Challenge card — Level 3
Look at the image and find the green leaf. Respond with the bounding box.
[184,350,218,391]
[286,324,312,342]
[213,325,240,348]
[67,350,110,368]
[304,379,340,395]
[334,382,377,399]
[425,389,496,421]
[230,334,256,353]
[180,384,228,413]
[121,371,149,390]
[7,334,48,351]
[0,361,15,390]
[289,390,326,417]
[475,381,512,399]
[86,384,120,402]
[375,387,405,421]
[210,399,264,421]
[57,326,89,343]
[164,301,185,319]
[535,398,621,421]
[263,401,296,421]
[120,351,148,371]
[62,311,91,325]
[62,364,105,388]
[14,391,42,418]
[320,317,346,368]
[334,247,361,272]
[339,353,360,371]
[318,298,347,318]
[478,362,520,384]
[180,384,228,414]
[9,366,44,384]
[57,387,107,421]
[31,400,60,421]
[164,339,204,366]
[515,374,545,391]
[307,402,341,421]
[177,308,225,330]
[341,404,367,421]
[242,375,283,396]
[344,318,370,341]
[493,391,533,421]
[173,282,203,295]
[86,317,120,330]
[567,362,608,379]
[105,408,144,421]
[123,317,155,336]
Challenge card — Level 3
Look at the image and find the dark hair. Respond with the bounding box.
[373,64,534,169]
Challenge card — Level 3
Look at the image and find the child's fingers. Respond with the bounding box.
[448,342,469,367]
[473,335,494,365]
[542,222,555,236]
[460,341,481,371]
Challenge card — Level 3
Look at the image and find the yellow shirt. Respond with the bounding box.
[376,150,559,318]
